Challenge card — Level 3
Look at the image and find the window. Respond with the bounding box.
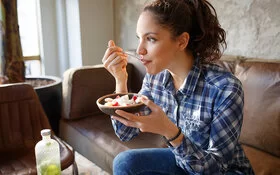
[17,0,41,76]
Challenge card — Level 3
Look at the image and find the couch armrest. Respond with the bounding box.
[62,65,115,120]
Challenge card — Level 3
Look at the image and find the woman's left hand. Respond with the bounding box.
[113,97,177,137]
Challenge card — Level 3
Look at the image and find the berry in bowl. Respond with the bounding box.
[96,93,146,116]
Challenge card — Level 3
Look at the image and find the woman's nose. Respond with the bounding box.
[136,45,147,56]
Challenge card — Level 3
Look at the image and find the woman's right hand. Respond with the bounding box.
[102,40,128,92]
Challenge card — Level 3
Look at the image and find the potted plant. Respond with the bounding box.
[0,0,62,135]
[26,75,62,135]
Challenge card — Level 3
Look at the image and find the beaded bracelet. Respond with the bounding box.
[162,127,181,147]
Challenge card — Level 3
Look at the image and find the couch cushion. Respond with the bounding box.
[235,61,280,157]
[242,145,280,175]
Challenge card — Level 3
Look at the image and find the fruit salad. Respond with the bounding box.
[104,94,142,107]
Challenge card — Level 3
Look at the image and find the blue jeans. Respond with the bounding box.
[113,148,242,175]
[113,148,186,175]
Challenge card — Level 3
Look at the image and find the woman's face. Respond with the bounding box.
[136,11,180,75]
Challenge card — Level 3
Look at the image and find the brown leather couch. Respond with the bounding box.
[59,55,280,175]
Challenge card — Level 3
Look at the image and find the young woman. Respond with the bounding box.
[102,0,254,174]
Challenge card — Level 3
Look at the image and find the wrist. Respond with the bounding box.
[163,122,180,139]
[115,80,128,93]
[163,127,182,147]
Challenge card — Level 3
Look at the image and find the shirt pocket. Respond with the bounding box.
[182,107,211,136]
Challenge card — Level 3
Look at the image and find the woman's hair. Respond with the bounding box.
[143,0,227,63]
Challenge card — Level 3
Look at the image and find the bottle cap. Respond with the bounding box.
[41,129,51,136]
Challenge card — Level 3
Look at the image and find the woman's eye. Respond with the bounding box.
[147,37,156,42]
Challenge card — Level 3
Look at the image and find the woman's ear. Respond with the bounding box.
[177,32,190,50]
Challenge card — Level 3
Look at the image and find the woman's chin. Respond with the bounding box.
[145,67,162,75]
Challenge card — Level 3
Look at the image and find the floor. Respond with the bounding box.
[62,151,110,175]
[61,143,110,175]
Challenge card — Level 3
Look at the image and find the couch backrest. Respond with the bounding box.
[127,57,146,93]
[62,63,135,120]
[217,57,280,157]
[62,65,115,120]
[235,61,280,157]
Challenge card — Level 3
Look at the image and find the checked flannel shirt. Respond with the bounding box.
[111,59,254,174]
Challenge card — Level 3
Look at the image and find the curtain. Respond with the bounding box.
[0,0,5,83]
[0,0,24,84]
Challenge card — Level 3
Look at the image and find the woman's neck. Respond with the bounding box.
[168,51,194,90]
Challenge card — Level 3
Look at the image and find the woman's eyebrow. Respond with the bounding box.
[136,32,159,38]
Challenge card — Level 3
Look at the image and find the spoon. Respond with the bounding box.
[107,46,142,60]
[123,51,141,60]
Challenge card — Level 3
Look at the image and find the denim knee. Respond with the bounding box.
[113,150,134,175]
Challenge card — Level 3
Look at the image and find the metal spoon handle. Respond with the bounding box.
[123,51,141,60]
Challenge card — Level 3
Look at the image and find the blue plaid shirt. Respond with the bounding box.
[112,59,254,174]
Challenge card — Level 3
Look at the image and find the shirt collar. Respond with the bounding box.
[162,58,201,97]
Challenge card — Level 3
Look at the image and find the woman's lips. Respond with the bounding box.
[141,59,152,66]
[138,55,152,65]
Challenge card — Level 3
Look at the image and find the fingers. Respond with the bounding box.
[112,116,135,128]
[141,96,159,112]
[103,52,127,68]
[102,47,123,64]
[115,110,134,120]
[102,40,128,74]
[102,40,126,64]
[112,110,138,128]
[108,40,115,47]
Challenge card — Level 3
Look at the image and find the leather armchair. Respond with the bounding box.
[0,83,78,174]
